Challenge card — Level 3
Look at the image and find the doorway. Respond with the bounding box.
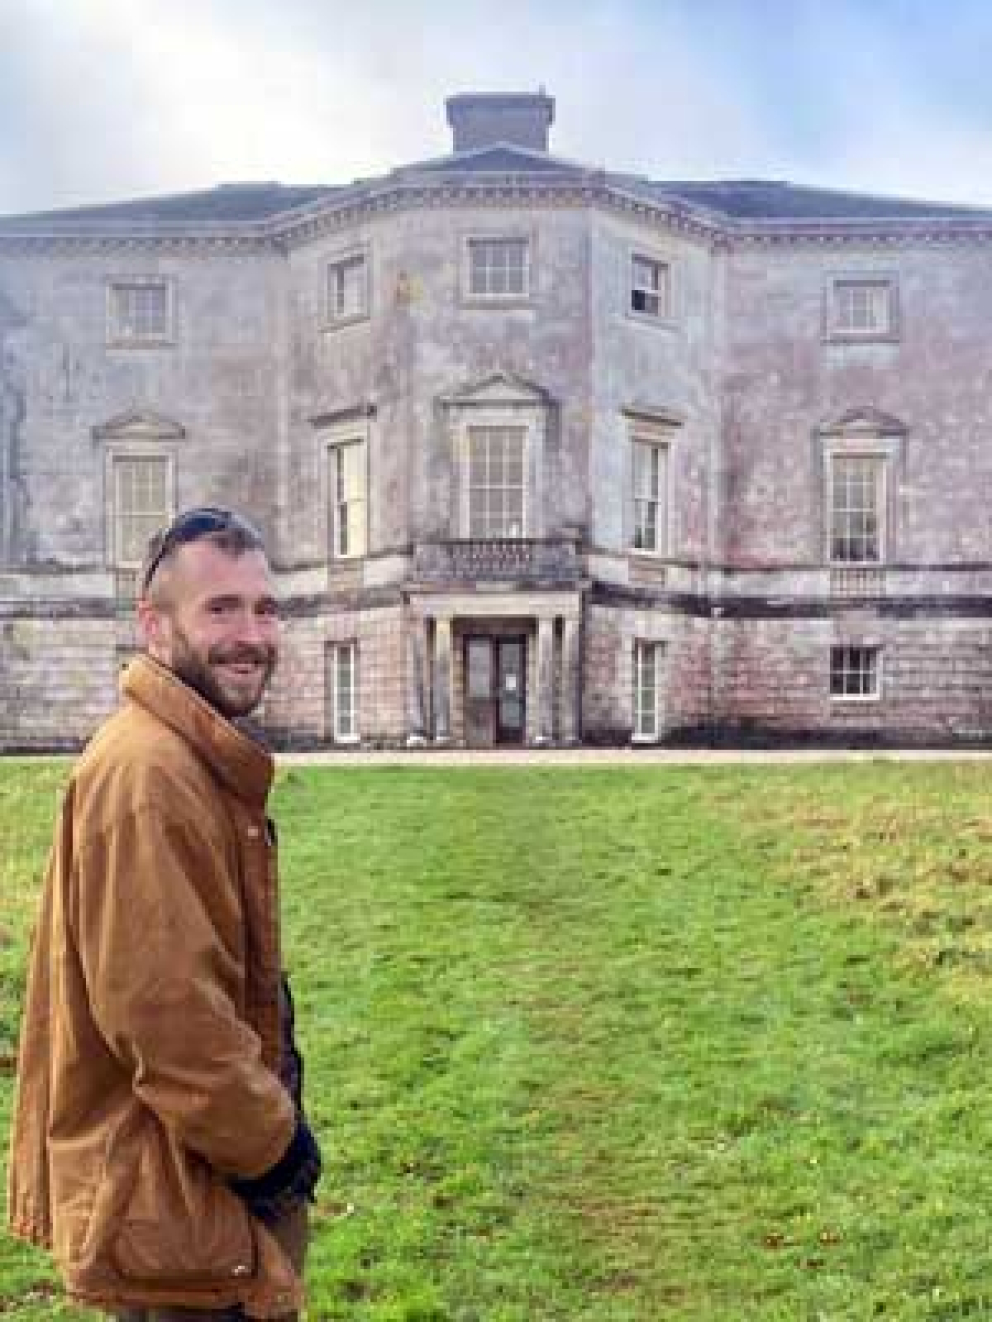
[464,636,527,747]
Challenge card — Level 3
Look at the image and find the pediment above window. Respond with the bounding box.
[816,406,906,439]
[92,409,186,442]
[622,402,686,429]
[439,371,555,409]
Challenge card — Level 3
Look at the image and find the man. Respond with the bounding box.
[7,507,321,1321]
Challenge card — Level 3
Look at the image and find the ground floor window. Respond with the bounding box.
[330,641,359,741]
[633,640,663,739]
[830,645,880,700]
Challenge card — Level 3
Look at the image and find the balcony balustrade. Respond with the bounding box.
[413,538,580,584]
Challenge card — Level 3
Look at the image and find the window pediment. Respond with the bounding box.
[440,371,554,410]
[93,409,186,443]
[816,406,906,439]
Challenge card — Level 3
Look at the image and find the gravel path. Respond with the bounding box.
[279,745,992,767]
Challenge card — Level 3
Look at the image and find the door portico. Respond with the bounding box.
[406,590,582,747]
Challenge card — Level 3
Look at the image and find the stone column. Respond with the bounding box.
[405,614,427,744]
[433,615,452,743]
[561,614,581,744]
[536,614,554,744]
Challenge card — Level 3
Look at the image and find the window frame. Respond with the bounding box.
[630,433,670,556]
[628,249,675,326]
[105,447,176,571]
[106,276,175,348]
[461,233,533,306]
[625,413,678,558]
[830,644,882,703]
[465,424,527,540]
[827,450,887,566]
[823,273,899,343]
[632,639,664,741]
[329,641,360,742]
[326,435,368,561]
[324,246,370,328]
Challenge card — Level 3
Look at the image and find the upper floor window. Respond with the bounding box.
[326,250,369,325]
[825,276,897,341]
[468,426,525,538]
[112,453,171,568]
[631,437,669,553]
[630,253,672,321]
[328,437,367,559]
[466,238,530,300]
[829,453,884,564]
[107,278,173,346]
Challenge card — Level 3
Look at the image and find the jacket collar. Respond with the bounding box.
[121,654,274,809]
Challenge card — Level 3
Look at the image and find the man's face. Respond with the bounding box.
[138,540,280,719]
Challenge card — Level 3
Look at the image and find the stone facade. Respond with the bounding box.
[2,92,992,749]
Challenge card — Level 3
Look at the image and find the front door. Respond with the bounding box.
[464,637,526,747]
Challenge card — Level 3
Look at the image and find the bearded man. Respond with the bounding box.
[7,507,321,1321]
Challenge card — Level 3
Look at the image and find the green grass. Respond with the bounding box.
[5,761,992,1318]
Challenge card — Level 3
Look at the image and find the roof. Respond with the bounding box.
[0,182,339,227]
[610,175,992,222]
[2,144,991,238]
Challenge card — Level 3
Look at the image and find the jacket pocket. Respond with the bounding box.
[112,1116,256,1288]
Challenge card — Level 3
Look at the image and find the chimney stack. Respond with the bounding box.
[445,91,555,154]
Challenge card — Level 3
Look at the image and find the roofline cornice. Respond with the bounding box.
[5,176,992,251]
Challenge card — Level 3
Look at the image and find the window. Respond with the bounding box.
[467,238,529,299]
[328,440,367,558]
[331,642,359,741]
[826,277,896,339]
[632,438,668,553]
[830,454,883,564]
[830,645,880,701]
[112,454,170,567]
[633,641,662,739]
[107,279,172,345]
[326,251,368,324]
[630,254,671,320]
[468,426,525,538]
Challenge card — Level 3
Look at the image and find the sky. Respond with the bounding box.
[3,0,992,215]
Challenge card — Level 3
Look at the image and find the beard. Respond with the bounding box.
[167,624,277,720]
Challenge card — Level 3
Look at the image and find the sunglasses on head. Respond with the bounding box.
[140,506,264,595]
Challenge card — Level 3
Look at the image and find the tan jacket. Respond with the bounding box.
[6,656,304,1319]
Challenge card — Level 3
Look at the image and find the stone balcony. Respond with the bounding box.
[412,538,582,586]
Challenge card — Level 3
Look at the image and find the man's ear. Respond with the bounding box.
[136,598,168,657]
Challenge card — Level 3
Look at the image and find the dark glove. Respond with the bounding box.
[229,1116,322,1224]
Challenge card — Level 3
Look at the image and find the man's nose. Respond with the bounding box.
[235,609,277,646]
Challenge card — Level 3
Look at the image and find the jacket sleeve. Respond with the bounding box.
[71,802,296,1181]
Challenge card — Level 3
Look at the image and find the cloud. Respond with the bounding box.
[3,0,992,213]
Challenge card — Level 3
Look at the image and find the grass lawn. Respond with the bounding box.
[4,760,992,1319]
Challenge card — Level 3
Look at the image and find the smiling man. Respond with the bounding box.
[7,507,321,1322]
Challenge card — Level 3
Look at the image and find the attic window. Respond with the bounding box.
[326,249,369,326]
[466,237,530,301]
[107,278,173,346]
[825,276,898,341]
[630,254,671,319]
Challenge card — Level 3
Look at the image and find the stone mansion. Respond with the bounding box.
[3,91,992,749]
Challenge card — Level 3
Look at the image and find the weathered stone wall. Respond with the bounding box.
[714,614,992,742]
[263,604,406,747]
[582,602,711,742]
[588,215,718,562]
[0,614,122,748]
[722,242,992,566]
[0,244,285,570]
